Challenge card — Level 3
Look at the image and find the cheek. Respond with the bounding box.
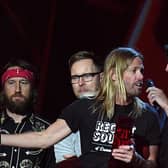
[123,73,131,80]
[72,84,79,91]
[123,74,134,84]
[86,81,97,90]
[4,87,14,97]
[123,79,132,89]
[22,87,31,97]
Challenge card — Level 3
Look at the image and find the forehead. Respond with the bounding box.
[71,59,96,74]
[127,57,144,68]
[6,77,29,81]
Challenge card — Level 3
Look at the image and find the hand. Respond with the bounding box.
[146,86,168,114]
[112,145,135,163]
[63,154,76,160]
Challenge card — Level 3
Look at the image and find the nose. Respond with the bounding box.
[15,81,21,92]
[138,71,144,80]
[78,77,85,85]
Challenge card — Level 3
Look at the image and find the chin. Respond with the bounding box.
[135,92,142,97]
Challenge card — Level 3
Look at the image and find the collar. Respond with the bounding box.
[0,111,34,125]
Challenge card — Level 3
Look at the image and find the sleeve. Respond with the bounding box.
[58,99,86,132]
[54,131,81,163]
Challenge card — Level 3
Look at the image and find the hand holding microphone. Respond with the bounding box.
[146,79,160,110]
[146,79,168,112]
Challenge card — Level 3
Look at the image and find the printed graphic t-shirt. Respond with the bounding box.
[59,98,160,168]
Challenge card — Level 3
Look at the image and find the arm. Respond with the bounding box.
[132,145,158,168]
[1,119,71,149]
[112,145,158,168]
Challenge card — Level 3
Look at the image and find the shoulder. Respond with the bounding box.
[135,98,158,123]
[136,97,157,116]
[142,102,158,118]
[143,102,157,113]
[64,98,95,111]
[136,102,160,128]
[30,114,51,127]
[59,98,95,120]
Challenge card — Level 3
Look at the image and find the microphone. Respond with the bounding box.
[146,79,155,88]
[146,79,160,110]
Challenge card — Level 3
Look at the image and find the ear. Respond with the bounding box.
[110,69,117,81]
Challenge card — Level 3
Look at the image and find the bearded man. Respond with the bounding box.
[0,59,56,168]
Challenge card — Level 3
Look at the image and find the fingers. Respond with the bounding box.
[117,144,134,151]
[146,87,158,105]
[112,145,135,163]
[63,154,76,159]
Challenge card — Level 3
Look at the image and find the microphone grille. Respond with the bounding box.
[146,79,155,88]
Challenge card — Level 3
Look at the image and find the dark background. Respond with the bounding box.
[0,0,168,122]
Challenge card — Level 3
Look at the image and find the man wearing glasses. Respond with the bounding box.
[70,51,103,99]
[54,51,103,164]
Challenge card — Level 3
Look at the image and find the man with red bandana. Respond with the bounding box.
[0,59,56,168]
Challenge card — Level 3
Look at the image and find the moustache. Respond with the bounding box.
[11,93,25,98]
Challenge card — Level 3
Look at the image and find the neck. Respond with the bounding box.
[6,109,26,123]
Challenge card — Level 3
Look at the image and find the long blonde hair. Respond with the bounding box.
[96,47,144,119]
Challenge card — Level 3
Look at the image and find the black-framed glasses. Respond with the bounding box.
[71,72,100,84]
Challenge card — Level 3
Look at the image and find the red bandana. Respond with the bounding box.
[1,68,34,85]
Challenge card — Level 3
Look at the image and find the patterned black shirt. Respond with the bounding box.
[0,111,56,168]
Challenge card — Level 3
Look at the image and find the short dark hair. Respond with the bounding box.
[68,51,103,72]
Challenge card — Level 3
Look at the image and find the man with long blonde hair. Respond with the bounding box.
[1,47,160,168]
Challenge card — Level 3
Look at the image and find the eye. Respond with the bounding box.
[71,76,79,80]
[7,80,15,85]
[71,75,80,84]
[20,80,30,84]
[83,73,93,78]
[131,69,136,73]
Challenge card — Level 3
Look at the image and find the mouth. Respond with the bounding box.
[135,81,143,88]
[79,88,87,92]
[12,96,25,101]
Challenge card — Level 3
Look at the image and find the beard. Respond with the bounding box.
[4,93,32,115]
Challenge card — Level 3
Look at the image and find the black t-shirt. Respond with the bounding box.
[59,98,160,168]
